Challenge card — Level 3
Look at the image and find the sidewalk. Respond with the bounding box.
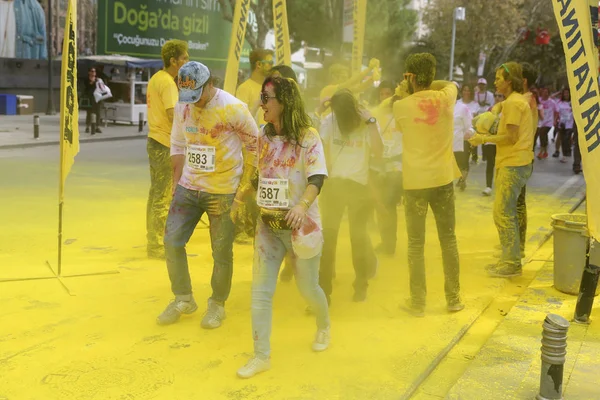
[0,114,146,149]
[446,201,600,400]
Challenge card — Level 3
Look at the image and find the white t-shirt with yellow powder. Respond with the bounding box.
[372,98,402,172]
[171,89,259,194]
[257,127,328,259]
[320,113,380,186]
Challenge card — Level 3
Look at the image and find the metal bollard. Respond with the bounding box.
[537,314,570,400]
[138,112,144,132]
[33,115,39,139]
[90,113,97,136]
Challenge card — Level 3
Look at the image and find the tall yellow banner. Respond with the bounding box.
[59,0,79,202]
[273,0,291,66]
[223,0,251,95]
[351,0,367,74]
[552,0,600,241]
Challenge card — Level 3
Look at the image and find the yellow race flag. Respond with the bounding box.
[351,0,367,74]
[223,0,251,95]
[273,0,291,66]
[552,0,600,241]
[59,0,79,203]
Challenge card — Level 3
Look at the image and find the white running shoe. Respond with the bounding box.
[201,299,226,329]
[312,328,330,352]
[482,187,492,196]
[237,357,271,379]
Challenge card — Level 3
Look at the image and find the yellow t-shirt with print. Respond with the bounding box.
[393,83,461,190]
[235,79,265,126]
[495,92,534,168]
[147,70,178,148]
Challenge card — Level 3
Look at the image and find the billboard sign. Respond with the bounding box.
[97,0,253,69]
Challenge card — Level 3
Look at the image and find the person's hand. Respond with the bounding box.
[396,80,409,99]
[285,204,307,230]
[464,129,476,141]
[317,98,331,115]
[468,134,487,146]
[230,198,244,224]
[369,58,380,70]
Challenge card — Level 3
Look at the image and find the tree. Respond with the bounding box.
[217,0,272,49]
[216,0,418,75]
[421,0,565,86]
[422,0,525,83]
[288,0,417,69]
[364,0,418,80]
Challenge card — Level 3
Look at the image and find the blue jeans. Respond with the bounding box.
[164,185,235,303]
[494,164,532,269]
[404,182,460,307]
[252,221,330,360]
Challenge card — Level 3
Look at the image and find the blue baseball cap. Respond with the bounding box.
[177,61,211,104]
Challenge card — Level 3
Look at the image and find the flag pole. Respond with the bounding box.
[57,200,63,276]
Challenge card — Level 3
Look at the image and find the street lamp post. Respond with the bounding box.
[46,0,55,115]
[449,7,466,81]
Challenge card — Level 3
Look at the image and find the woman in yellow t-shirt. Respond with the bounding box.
[468,62,534,278]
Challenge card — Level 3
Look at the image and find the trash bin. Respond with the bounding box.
[551,214,600,295]
[0,94,17,115]
[16,95,34,115]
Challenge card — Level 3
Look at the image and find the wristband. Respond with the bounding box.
[234,198,244,205]
[300,199,311,209]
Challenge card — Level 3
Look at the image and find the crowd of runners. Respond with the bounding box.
[142,39,579,379]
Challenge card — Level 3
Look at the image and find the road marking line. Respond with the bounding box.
[552,175,584,199]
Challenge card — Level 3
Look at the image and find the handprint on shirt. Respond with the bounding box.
[414,98,442,125]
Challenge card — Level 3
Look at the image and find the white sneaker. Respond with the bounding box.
[201,299,226,329]
[312,328,330,352]
[237,357,271,379]
[482,187,492,196]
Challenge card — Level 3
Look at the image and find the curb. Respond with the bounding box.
[0,134,147,150]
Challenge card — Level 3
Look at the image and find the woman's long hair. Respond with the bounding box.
[262,76,312,144]
[330,89,362,136]
[560,88,571,102]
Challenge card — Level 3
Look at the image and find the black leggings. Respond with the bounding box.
[556,126,573,156]
[534,126,551,150]
[483,145,496,188]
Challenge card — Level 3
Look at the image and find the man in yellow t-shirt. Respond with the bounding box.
[469,62,534,278]
[392,53,463,317]
[146,40,189,259]
[235,49,273,126]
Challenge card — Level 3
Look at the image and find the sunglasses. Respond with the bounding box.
[403,72,414,80]
[260,92,276,105]
[261,59,274,65]
[501,63,510,74]
[494,94,503,98]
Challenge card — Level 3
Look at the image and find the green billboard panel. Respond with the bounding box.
[97,0,251,69]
